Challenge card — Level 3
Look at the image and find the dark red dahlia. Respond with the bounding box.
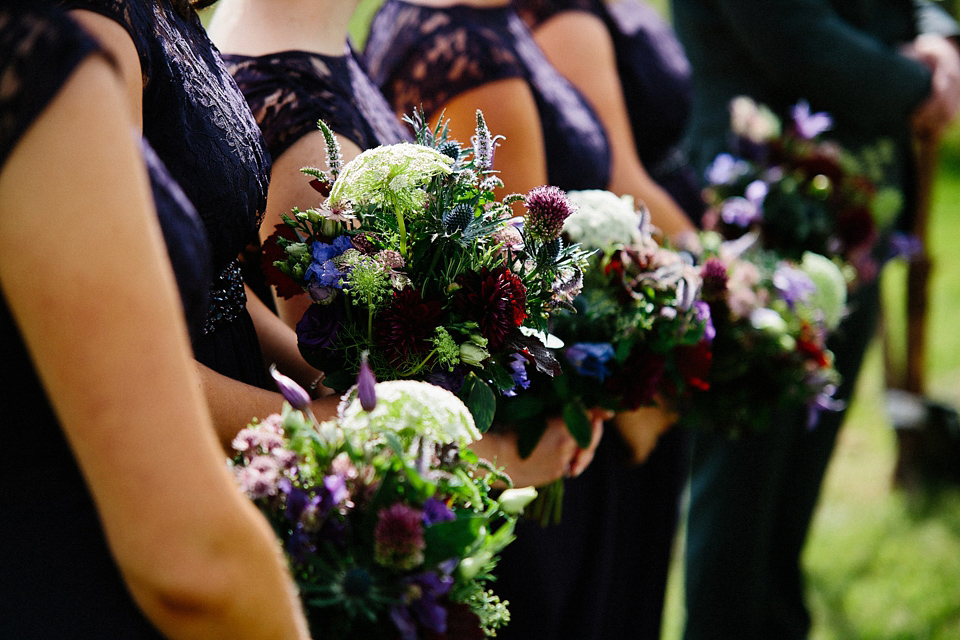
[261,223,306,300]
[454,266,528,350]
[374,287,443,364]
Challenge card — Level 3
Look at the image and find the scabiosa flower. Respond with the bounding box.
[454,267,528,350]
[375,287,443,363]
[565,342,615,381]
[374,503,426,570]
[524,185,577,242]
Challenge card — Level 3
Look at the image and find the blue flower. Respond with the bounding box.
[422,498,456,526]
[565,342,615,381]
[332,235,353,254]
[311,240,339,264]
[502,353,531,397]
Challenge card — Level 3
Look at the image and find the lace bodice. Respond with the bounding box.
[61,0,271,273]
[363,0,611,192]
[516,0,692,170]
[225,46,411,161]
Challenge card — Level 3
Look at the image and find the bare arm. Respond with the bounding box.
[0,57,309,640]
[532,11,696,239]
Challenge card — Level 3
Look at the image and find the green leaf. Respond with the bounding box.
[562,399,592,448]
[424,515,485,565]
[459,373,496,432]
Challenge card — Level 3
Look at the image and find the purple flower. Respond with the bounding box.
[357,352,377,412]
[706,153,748,185]
[471,110,499,171]
[422,498,456,526]
[425,365,465,393]
[296,303,342,350]
[321,474,350,511]
[694,300,716,342]
[525,185,576,241]
[390,571,455,640]
[502,353,531,397]
[374,503,425,570]
[700,258,729,302]
[269,364,311,410]
[565,342,616,381]
[305,259,344,288]
[792,100,832,139]
[773,264,816,308]
[721,180,766,227]
[888,231,923,260]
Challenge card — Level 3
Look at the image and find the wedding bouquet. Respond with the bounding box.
[268,112,590,435]
[231,367,535,639]
[683,232,846,437]
[702,96,902,286]
[500,190,712,456]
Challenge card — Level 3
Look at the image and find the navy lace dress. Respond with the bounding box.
[0,5,207,637]
[62,0,273,388]
[362,0,611,192]
[363,4,641,639]
[517,0,704,221]
[225,46,412,161]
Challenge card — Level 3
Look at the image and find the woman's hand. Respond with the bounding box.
[613,401,678,465]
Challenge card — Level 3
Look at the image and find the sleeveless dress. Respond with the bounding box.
[363,5,639,639]
[62,0,273,388]
[513,2,698,636]
[0,5,208,637]
[224,46,412,160]
[517,0,704,221]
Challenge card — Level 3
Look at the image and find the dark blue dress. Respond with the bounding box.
[0,5,208,637]
[225,46,412,160]
[362,0,611,192]
[62,0,273,388]
[363,4,635,639]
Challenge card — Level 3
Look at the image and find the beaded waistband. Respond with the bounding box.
[202,260,247,336]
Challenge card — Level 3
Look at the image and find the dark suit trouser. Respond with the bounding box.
[683,281,880,640]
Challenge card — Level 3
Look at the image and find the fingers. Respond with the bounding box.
[569,417,605,477]
[909,35,960,138]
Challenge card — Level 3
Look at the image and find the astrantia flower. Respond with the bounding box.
[524,185,576,242]
[454,267,528,350]
[374,287,443,363]
[374,503,426,570]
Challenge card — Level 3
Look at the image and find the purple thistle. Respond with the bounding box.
[269,364,311,410]
[524,185,576,242]
[374,503,426,570]
[357,351,377,412]
[792,100,832,140]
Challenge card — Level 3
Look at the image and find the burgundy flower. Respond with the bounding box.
[835,205,876,252]
[454,267,527,350]
[524,185,576,241]
[674,340,713,393]
[262,223,306,300]
[375,287,443,363]
[374,503,425,570]
[699,258,729,303]
[604,347,666,411]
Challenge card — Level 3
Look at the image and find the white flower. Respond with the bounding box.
[338,380,481,448]
[730,95,781,143]
[563,189,646,250]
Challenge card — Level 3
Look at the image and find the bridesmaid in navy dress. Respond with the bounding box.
[210,0,412,329]
[0,4,310,637]
[62,0,341,439]
[513,0,704,636]
[362,3,675,638]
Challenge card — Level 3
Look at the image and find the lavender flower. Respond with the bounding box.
[791,100,832,139]
[471,110,500,171]
[269,364,311,410]
[357,352,377,412]
[525,185,576,241]
[374,503,426,570]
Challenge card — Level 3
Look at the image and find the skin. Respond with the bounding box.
[70,5,335,444]
[0,53,309,640]
[210,0,603,487]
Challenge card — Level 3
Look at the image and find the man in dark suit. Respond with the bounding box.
[672,1,960,638]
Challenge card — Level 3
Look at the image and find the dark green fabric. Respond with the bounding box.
[674,2,954,638]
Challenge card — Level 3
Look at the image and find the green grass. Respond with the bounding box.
[664,130,960,640]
